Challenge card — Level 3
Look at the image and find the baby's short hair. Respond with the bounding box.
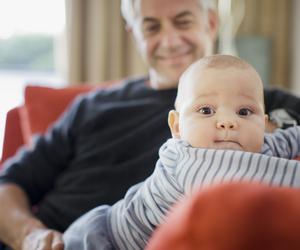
[175,54,259,110]
[192,54,251,69]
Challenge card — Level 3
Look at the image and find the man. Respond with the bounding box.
[0,0,298,249]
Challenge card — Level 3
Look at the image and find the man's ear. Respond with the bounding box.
[126,24,143,54]
[125,24,133,33]
[207,9,219,41]
[168,110,181,138]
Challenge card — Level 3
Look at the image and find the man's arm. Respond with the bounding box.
[264,88,300,116]
[264,89,300,133]
[0,184,64,250]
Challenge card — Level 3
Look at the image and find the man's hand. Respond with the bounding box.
[21,228,64,250]
[0,184,64,250]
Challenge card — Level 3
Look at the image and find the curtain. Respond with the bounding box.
[65,0,291,87]
[217,0,291,88]
[237,0,291,87]
[65,0,146,85]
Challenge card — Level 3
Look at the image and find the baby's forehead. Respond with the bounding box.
[175,55,264,110]
[176,66,263,110]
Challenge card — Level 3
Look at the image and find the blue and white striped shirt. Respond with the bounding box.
[110,126,300,250]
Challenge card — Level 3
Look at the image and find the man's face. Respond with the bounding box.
[170,67,266,153]
[131,0,217,88]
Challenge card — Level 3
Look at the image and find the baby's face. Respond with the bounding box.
[170,66,266,153]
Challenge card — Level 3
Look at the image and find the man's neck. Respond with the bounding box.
[148,71,178,90]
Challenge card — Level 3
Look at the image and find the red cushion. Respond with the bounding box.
[21,80,120,144]
[22,85,94,144]
[146,182,300,250]
[0,81,121,165]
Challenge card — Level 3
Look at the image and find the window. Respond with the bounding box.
[0,0,66,157]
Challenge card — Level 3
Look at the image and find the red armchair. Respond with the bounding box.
[0,80,120,166]
[146,182,300,250]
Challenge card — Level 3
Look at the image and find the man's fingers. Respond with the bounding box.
[52,232,64,250]
[37,231,53,250]
[22,229,64,250]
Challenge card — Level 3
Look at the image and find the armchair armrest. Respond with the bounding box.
[1,107,25,164]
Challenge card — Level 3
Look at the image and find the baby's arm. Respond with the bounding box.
[262,126,300,159]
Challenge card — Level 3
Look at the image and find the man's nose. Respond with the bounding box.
[216,120,238,130]
[160,26,182,48]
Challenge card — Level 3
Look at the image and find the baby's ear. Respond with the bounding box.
[264,114,269,128]
[168,110,181,138]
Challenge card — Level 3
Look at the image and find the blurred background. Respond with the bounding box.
[0,0,299,156]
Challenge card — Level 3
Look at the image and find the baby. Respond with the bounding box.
[63,55,300,250]
[169,53,267,153]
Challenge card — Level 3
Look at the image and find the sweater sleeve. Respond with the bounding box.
[0,94,86,205]
[262,126,300,159]
[171,140,300,193]
[108,138,300,250]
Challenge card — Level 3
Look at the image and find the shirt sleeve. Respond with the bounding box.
[0,94,86,205]
[262,126,300,159]
[170,139,300,193]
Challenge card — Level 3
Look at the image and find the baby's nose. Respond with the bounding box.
[216,120,238,130]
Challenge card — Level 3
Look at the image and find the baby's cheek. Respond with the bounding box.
[252,132,265,153]
[190,130,214,148]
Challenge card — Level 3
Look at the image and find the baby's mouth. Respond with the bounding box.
[215,139,238,143]
[214,140,242,150]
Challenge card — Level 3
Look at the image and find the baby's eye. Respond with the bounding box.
[238,108,253,116]
[198,106,215,116]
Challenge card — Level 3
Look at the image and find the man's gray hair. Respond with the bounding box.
[121,0,216,28]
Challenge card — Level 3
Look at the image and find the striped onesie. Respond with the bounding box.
[64,126,300,250]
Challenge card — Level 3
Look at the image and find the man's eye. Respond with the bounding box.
[198,106,214,115]
[238,108,253,116]
[143,24,160,34]
[175,20,192,29]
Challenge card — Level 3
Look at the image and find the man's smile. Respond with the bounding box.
[156,49,193,66]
